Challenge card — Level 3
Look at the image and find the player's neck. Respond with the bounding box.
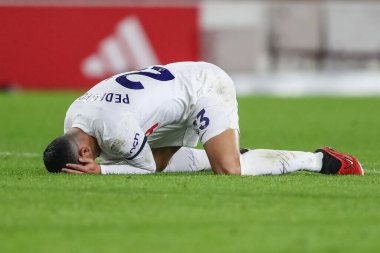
[68,128,100,158]
[89,136,101,158]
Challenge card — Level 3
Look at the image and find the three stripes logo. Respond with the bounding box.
[81,16,159,78]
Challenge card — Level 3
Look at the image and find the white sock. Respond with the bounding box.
[240,149,323,176]
[163,147,212,172]
[163,148,323,176]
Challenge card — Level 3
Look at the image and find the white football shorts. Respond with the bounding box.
[189,64,239,145]
[146,63,239,148]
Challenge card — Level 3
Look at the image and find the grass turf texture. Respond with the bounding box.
[0,92,379,253]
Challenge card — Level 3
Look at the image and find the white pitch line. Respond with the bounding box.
[364,170,380,174]
[364,162,380,166]
[0,151,40,158]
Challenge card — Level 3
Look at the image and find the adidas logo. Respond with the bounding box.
[81,16,159,78]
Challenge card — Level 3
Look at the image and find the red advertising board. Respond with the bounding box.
[0,6,199,89]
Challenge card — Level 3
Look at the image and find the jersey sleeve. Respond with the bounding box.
[93,113,156,171]
[100,162,155,175]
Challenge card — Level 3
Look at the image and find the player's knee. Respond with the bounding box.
[212,155,241,175]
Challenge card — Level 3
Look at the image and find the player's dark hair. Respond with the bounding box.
[43,135,79,173]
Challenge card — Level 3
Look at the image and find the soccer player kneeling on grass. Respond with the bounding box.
[43,62,364,176]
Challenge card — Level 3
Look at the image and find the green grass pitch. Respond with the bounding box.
[0,92,379,253]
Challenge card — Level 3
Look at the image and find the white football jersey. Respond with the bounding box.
[64,61,234,171]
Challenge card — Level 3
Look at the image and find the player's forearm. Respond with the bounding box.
[100,147,211,174]
[100,164,155,175]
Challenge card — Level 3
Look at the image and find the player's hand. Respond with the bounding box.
[62,157,101,174]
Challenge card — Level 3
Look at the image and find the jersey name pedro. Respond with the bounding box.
[64,62,218,163]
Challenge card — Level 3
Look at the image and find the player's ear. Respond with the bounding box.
[78,146,91,159]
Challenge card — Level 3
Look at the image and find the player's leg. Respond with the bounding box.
[240,149,322,175]
[240,147,363,175]
[203,129,241,175]
[189,63,242,175]
[163,146,363,175]
[164,63,363,176]
[163,147,211,172]
[158,131,241,175]
[163,145,321,175]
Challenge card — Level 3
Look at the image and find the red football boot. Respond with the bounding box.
[315,147,364,175]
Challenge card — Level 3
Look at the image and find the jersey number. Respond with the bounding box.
[193,108,210,134]
[115,66,175,90]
